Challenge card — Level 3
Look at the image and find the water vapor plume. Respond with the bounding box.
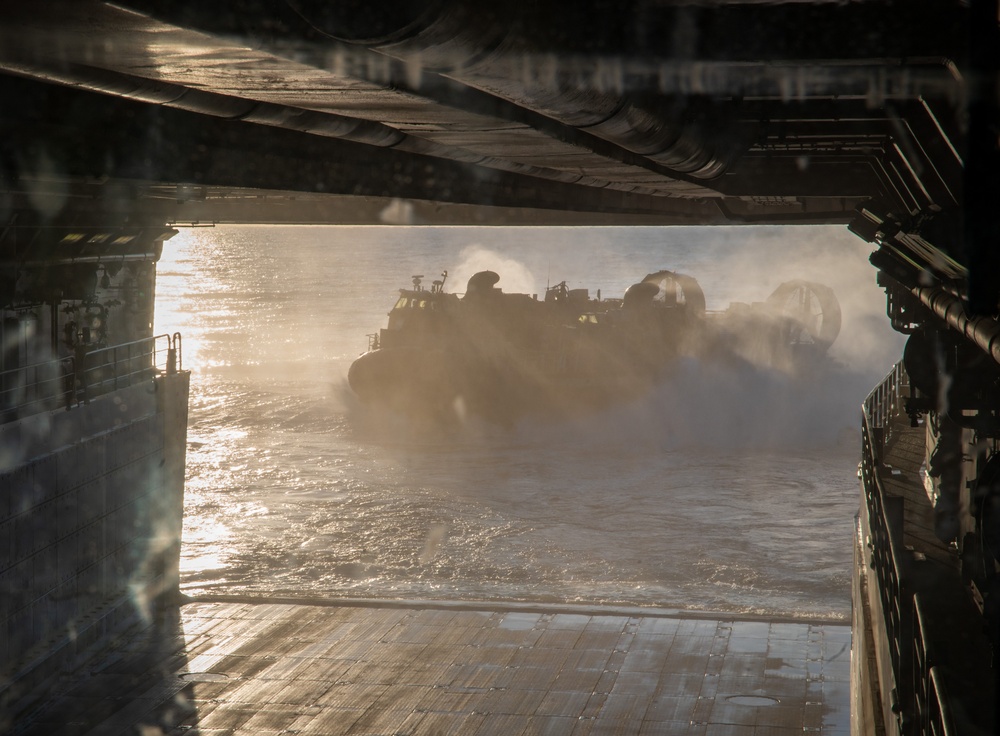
[338,225,903,453]
[449,246,538,295]
[695,227,903,378]
[524,358,868,452]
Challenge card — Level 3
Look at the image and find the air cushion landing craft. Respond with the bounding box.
[348,269,841,422]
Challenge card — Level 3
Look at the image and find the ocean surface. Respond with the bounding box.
[155,224,905,620]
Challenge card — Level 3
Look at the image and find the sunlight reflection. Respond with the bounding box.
[180,515,233,577]
[154,227,213,371]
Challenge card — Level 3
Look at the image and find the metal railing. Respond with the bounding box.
[0,356,75,420]
[861,361,954,736]
[912,595,958,736]
[0,333,182,422]
[927,667,955,736]
[860,410,910,723]
[77,334,178,400]
[865,361,907,461]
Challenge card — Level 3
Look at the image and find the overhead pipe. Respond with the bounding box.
[0,59,683,198]
[912,284,1000,366]
[287,0,739,180]
[870,245,1000,365]
[5,62,407,149]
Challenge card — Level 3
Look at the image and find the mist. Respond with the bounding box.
[359,225,905,451]
[441,226,899,371]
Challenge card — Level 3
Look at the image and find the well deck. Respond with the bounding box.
[17,599,850,735]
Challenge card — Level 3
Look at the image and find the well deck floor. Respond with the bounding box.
[18,600,850,736]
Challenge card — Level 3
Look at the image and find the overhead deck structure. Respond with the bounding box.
[0,2,997,735]
[0,1,983,229]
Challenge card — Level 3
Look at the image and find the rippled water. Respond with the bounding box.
[155,224,903,620]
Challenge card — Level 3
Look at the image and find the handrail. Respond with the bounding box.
[171,332,183,373]
[0,356,75,420]
[912,595,957,736]
[0,333,183,422]
[865,361,906,461]
[861,362,910,731]
[861,361,954,736]
[77,334,173,400]
[928,667,955,736]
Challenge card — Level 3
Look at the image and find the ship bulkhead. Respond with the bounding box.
[0,222,189,727]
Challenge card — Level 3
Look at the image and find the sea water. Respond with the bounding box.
[155,224,904,620]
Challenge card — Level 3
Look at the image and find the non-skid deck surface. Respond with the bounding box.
[19,601,851,735]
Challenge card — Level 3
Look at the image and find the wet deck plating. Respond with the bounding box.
[18,600,850,735]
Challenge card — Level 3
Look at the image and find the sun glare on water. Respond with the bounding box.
[155,228,212,371]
